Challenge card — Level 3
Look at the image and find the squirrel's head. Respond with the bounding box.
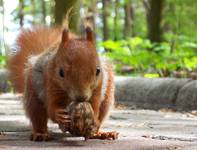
[53,27,102,102]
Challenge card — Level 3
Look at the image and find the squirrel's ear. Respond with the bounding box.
[61,28,69,44]
[85,27,94,42]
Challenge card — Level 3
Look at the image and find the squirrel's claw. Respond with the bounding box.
[55,109,71,124]
[30,132,51,141]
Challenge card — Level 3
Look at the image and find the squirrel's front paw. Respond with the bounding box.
[55,109,71,124]
[30,132,51,141]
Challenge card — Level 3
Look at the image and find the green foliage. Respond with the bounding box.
[99,35,197,77]
[0,55,7,68]
[1,0,197,78]
[144,73,159,78]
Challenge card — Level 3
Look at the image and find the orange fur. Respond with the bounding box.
[8,25,115,141]
[8,26,76,93]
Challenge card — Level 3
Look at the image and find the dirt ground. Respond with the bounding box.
[1,93,197,150]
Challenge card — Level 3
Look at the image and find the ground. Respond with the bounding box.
[1,94,197,150]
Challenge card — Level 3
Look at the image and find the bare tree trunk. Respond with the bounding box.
[114,0,118,41]
[41,0,46,24]
[124,0,134,39]
[144,0,164,43]
[85,0,96,32]
[19,0,24,27]
[83,0,97,39]
[54,0,80,33]
[0,0,5,55]
[30,0,36,24]
[102,0,109,41]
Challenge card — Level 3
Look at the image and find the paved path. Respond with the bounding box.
[1,94,197,150]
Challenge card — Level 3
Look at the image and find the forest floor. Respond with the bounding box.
[1,94,197,150]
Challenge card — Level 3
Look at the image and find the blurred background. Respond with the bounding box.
[0,0,197,78]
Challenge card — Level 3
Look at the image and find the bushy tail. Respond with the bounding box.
[8,26,62,93]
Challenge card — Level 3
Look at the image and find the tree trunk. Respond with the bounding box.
[124,0,134,39]
[85,0,96,32]
[30,0,36,24]
[102,0,109,41]
[114,0,118,41]
[144,0,164,43]
[19,0,24,27]
[54,0,80,33]
[41,0,46,24]
[83,0,97,39]
[0,0,5,55]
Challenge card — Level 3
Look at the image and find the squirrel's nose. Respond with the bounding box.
[75,96,88,102]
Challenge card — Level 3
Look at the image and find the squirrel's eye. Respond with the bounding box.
[59,68,64,78]
[96,67,100,76]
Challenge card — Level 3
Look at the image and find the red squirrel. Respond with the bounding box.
[8,25,117,141]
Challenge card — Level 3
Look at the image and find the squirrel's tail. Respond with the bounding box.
[8,26,62,93]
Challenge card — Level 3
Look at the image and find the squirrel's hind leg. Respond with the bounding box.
[24,69,50,141]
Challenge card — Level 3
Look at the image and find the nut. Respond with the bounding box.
[59,102,98,139]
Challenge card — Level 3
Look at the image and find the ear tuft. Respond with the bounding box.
[61,28,69,43]
[86,26,94,42]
